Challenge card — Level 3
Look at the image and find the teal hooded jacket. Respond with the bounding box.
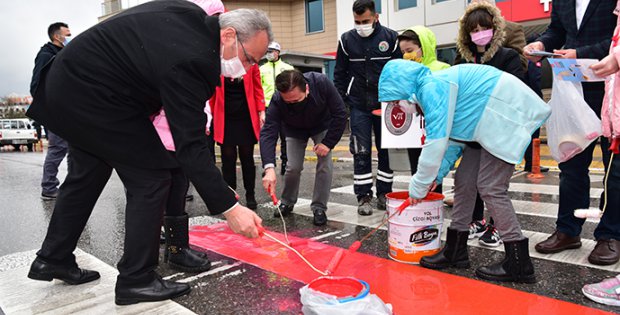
[379,60,551,199]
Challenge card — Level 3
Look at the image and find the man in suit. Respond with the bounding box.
[25,1,272,305]
[524,0,619,265]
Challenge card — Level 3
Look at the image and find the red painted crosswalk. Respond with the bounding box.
[190,223,614,315]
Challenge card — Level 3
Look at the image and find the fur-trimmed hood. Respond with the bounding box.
[456,1,506,64]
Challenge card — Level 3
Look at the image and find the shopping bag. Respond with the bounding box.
[545,78,602,163]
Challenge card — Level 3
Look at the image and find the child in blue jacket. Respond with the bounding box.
[379,59,550,283]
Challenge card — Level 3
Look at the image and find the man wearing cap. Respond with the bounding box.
[260,41,294,175]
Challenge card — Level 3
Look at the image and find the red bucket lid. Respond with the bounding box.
[308,277,365,299]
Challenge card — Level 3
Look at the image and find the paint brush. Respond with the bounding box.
[325,248,345,275]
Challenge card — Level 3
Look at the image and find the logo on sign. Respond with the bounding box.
[540,0,552,12]
[385,102,413,135]
[409,228,439,245]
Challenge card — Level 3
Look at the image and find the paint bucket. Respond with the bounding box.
[386,191,444,264]
[307,276,370,303]
[300,276,393,314]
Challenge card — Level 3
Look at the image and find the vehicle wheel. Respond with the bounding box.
[26,143,33,152]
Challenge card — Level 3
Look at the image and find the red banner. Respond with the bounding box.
[496,0,552,22]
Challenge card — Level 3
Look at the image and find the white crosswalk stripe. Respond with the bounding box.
[292,198,619,272]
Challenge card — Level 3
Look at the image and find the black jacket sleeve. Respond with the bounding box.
[502,49,526,83]
[160,59,237,215]
[30,50,54,96]
[319,77,347,149]
[576,39,613,60]
[333,37,350,98]
[537,5,567,52]
[259,98,282,168]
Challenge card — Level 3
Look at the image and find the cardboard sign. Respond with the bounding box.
[381,101,425,149]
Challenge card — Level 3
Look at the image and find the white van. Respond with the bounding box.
[0,119,38,151]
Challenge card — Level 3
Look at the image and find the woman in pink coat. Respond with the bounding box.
[582,2,620,306]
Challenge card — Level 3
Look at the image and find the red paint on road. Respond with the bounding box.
[190,223,613,315]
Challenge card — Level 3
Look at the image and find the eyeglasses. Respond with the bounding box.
[239,41,258,66]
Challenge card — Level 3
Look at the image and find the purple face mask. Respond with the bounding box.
[470,29,494,46]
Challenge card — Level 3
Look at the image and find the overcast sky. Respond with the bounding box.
[0,1,101,96]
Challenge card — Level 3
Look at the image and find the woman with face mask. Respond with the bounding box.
[454,1,525,248]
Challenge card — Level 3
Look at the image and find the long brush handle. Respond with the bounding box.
[325,248,345,275]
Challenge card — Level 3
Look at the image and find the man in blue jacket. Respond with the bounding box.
[334,0,402,215]
[261,70,347,226]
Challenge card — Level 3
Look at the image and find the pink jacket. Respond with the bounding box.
[602,14,620,140]
[152,103,212,151]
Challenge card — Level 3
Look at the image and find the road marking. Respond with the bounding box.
[292,198,619,273]
[177,261,242,283]
[0,249,195,314]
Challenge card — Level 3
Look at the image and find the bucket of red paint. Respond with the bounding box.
[306,276,369,303]
[300,276,393,314]
[386,191,444,264]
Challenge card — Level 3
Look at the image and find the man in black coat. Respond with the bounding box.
[334,0,402,216]
[260,70,347,226]
[524,0,619,265]
[30,22,71,199]
[26,0,272,305]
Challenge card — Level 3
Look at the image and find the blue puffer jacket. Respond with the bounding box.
[379,60,551,199]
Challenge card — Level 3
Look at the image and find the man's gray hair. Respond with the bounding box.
[219,9,274,43]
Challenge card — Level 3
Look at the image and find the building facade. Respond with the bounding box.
[100,0,554,74]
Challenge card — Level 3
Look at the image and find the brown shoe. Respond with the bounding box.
[535,231,581,254]
[588,240,620,266]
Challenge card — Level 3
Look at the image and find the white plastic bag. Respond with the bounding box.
[546,79,602,162]
[299,284,393,315]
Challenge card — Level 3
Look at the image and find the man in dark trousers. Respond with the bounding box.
[26,1,272,305]
[525,0,619,265]
[261,70,347,226]
[30,22,72,200]
[334,0,402,216]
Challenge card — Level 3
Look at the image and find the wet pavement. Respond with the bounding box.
[0,141,618,314]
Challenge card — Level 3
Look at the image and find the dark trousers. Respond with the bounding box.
[165,166,189,217]
[220,144,256,196]
[350,107,393,199]
[36,145,171,286]
[558,137,620,240]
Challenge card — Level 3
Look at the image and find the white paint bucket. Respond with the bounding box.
[386,191,444,264]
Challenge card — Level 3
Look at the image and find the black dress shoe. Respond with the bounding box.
[313,209,327,226]
[115,275,191,305]
[28,258,100,285]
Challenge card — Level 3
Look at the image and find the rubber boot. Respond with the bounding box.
[475,238,537,283]
[419,228,470,269]
[164,214,211,272]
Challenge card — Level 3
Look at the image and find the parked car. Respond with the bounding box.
[0,119,38,151]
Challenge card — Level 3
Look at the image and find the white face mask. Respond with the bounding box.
[220,36,246,79]
[354,23,375,37]
[265,52,276,61]
[62,36,71,46]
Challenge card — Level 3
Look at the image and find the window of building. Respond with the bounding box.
[305,0,324,33]
[374,0,382,13]
[398,0,417,10]
[433,0,451,3]
[437,47,457,65]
